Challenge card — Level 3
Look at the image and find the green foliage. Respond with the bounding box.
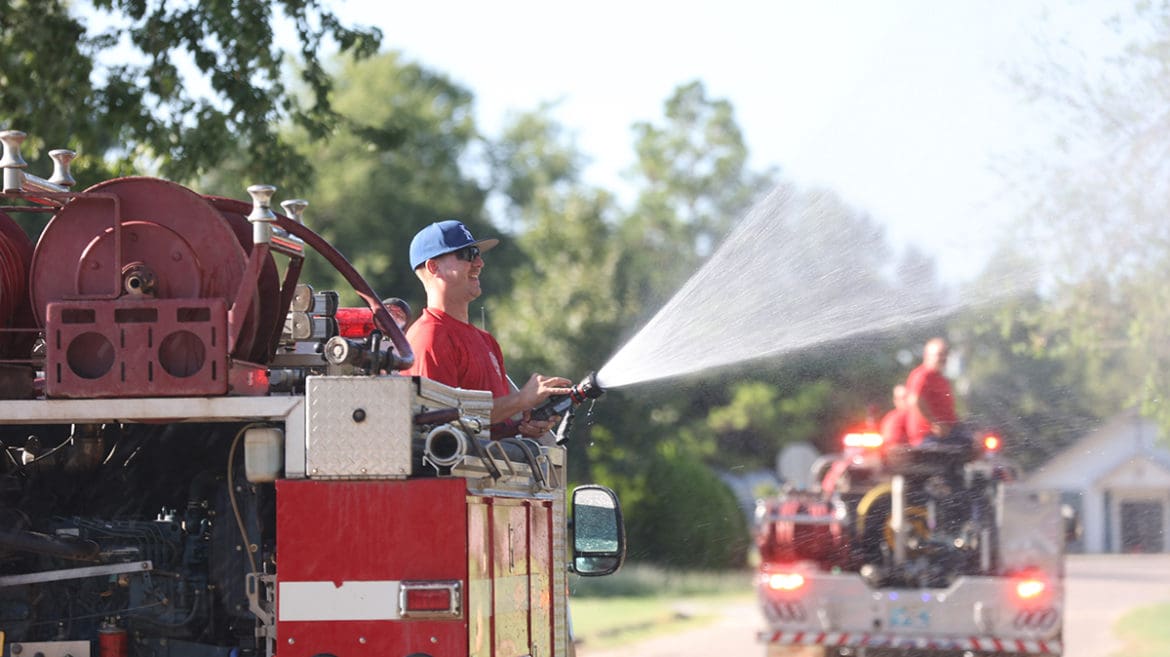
[1007,2,1170,437]
[623,80,776,307]
[956,288,1100,471]
[624,452,750,569]
[1113,601,1170,657]
[705,379,833,469]
[200,51,492,308]
[569,563,753,598]
[2,0,380,186]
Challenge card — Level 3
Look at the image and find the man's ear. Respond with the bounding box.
[424,258,440,275]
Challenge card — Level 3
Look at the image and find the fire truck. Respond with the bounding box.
[755,427,1068,657]
[0,128,625,657]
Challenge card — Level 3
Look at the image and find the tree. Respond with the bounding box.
[200,51,494,309]
[1007,2,1170,433]
[0,0,380,187]
[624,80,776,308]
[705,380,832,469]
[624,451,750,568]
[955,261,1102,471]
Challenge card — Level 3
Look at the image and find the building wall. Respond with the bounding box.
[1026,412,1170,554]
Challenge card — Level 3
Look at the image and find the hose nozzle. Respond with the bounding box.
[530,371,604,422]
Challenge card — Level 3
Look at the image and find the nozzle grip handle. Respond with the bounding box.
[530,394,573,422]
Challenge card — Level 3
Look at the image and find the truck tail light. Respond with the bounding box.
[765,572,806,591]
[399,580,462,618]
[1015,577,1045,600]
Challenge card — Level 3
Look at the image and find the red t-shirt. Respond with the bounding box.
[904,365,957,444]
[405,308,510,398]
[879,408,908,445]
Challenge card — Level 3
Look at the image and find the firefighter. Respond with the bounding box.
[879,383,909,445]
[404,220,572,438]
[904,337,973,532]
[904,337,961,446]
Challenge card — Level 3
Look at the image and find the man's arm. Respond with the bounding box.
[491,373,572,423]
[908,383,951,437]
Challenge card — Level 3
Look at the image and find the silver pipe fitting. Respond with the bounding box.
[48,149,76,187]
[246,183,276,244]
[280,199,308,224]
[0,130,28,193]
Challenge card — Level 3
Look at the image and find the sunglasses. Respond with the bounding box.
[452,245,481,262]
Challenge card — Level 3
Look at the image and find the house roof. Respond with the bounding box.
[1026,409,1170,489]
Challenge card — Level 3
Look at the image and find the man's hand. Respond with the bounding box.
[517,414,560,438]
[491,373,572,424]
[517,373,572,409]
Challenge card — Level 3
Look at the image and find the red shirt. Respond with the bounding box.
[879,408,908,445]
[405,308,510,398]
[904,364,957,444]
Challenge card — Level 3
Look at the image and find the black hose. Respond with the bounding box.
[0,528,100,561]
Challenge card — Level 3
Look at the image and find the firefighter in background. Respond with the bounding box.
[404,220,571,438]
[879,384,909,445]
[905,337,962,446]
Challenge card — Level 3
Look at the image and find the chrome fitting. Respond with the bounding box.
[0,130,28,193]
[246,184,277,244]
[280,198,308,225]
[48,149,76,187]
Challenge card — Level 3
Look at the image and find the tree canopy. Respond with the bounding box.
[1,0,380,185]
[1005,1,1170,435]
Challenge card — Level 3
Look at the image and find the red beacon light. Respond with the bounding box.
[843,432,883,449]
[982,433,1002,453]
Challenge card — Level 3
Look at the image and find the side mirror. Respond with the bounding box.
[570,485,626,577]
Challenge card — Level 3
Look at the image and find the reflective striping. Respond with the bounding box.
[278,580,401,621]
[759,631,1061,654]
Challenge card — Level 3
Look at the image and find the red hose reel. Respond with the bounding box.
[29,177,285,398]
[0,211,34,360]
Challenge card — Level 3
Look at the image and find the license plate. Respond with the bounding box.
[889,605,930,630]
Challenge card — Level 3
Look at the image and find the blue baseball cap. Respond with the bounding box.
[409,220,500,269]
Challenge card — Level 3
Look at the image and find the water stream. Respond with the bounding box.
[596,185,1028,390]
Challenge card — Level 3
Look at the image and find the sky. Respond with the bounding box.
[330,0,1105,283]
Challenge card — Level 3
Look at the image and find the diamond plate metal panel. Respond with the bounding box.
[305,376,413,478]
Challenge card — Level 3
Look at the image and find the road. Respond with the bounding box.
[577,554,1170,657]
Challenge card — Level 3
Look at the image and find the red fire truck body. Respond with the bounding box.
[0,129,623,657]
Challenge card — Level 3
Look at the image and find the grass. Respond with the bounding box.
[1111,601,1170,657]
[568,564,756,651]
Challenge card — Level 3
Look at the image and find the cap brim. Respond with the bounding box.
[475,238,499,253]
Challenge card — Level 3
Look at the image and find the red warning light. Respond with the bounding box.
[766,572,806,591]
[983,434,1001,452]
[1015,577,1045,600]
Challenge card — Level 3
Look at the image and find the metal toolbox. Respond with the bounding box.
[304,375,495,479]
[305,376,415,478]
